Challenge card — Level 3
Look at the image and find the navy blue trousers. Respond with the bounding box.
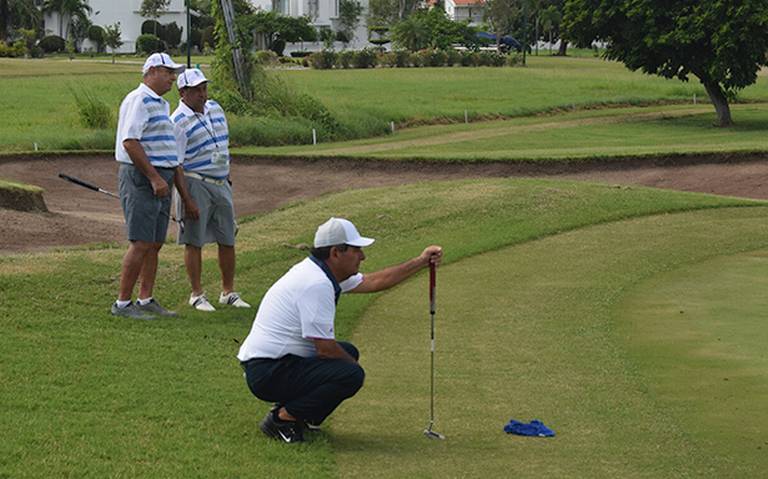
[242,342,365,424]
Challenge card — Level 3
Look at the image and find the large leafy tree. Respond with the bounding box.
[139,0,171,35]
[1,0,41,41]
[564,0,768,126]
[42,0,92,39]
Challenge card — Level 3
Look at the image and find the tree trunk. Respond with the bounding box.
[557,39,568,56]
[0,0,8,42]
[702,80,733,127]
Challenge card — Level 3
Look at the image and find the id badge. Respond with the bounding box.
[212,150,228,166]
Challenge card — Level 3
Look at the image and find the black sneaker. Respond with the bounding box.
[260,410,305,443]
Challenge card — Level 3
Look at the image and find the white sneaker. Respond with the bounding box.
[189,293,216,312]
[219,291,251,308]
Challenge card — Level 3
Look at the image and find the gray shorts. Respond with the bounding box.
[178,176,236,248]
[118,163,175,243]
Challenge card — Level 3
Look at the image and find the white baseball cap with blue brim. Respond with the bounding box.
[142,52,186,74]
[314,217,375,248]
[177,68,209,89]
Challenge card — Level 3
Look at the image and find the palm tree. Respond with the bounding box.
[1,0,41,41]
[43,0,92,39]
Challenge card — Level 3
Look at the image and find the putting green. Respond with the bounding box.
[331,207,768,478]
[616,250,768,476]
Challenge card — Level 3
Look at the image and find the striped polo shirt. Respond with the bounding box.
[115,83,179,168]
[171,100,230,179]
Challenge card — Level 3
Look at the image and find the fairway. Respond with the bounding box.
[237,103,768,160]
[2,55,766,152]
[334,207,768,477]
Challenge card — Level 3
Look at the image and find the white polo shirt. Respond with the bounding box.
[237,257,364,361]
[115,83,179,168]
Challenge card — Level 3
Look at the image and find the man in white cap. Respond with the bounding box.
[111,52,197,320]
[237,217,443,443]
[171,68,250,312]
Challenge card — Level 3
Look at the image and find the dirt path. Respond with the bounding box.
[0,154,766,254]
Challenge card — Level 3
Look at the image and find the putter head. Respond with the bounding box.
[423,428,446,440]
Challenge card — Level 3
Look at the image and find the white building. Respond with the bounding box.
[444,0,484,25]
[250,0,373,51]
[41,0,188,54]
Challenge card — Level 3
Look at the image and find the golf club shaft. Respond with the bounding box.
[429,262,436,425]
[59,173,118,198]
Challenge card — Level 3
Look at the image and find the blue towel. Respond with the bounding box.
[504,419,555,437]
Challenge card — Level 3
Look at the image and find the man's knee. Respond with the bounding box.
[345,363,365,395]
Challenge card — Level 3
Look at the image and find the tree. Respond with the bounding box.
[139,0,171,35]
[103,21,123,64]
[539,4,560,55]
[564,0,768,127]
[483,0,520,51]
[337,0,363,47]
[69,13,91,51]
[2,0,41,42]
[42,0,92,40]
[391,8,476,51]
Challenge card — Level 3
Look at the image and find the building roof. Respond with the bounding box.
[453,0,484,5]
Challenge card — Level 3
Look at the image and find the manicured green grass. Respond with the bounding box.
[616,251,768,476]
[0,178,762,477]
[236,103,768,160]
[336,206,768,477]
[1,56,765,152]
[276,55,767,124]
[0,178,42,192]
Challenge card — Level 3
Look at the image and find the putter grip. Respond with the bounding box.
[429,262,436,312]
[59,173,100,192]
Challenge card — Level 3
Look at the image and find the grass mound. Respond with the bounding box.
[0,178,763,477]
[0,179,47,212]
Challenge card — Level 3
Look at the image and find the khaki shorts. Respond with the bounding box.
[118,164,175,243]
[178,175,236,248]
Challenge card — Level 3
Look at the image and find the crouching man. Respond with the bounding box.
[237,217,443,443]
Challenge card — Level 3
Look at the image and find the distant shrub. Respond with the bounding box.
[478,51,505,66]
[353,48,378,68]
[309,50,336,69]
[424,49,447,67]
[71,88,113,129]
[377,51,396,67]
[460,50,478,66]
[337,50,355,68]
[446,49,462,66]
[413,49,433,67]
[506,53,522,67]
[393,49,411,67]
[136,34,164,54]
[38,35,66,53]
[254,50,278,65]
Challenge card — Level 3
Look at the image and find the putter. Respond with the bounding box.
[423,261,445,440]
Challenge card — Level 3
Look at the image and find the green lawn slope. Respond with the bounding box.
[0,178,765,477]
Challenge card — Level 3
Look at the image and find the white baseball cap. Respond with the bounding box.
[142,52,186,75]
[314,217,375,248]
[177,68,208,89]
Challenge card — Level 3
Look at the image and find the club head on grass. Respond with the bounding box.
[423,428,445,440]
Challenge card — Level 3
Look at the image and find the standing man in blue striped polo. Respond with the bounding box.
[172,68,251,312]
[111,53,198,320]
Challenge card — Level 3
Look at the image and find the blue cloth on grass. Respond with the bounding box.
[504,419,555,437]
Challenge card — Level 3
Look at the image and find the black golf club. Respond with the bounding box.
[424,261,445,440]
